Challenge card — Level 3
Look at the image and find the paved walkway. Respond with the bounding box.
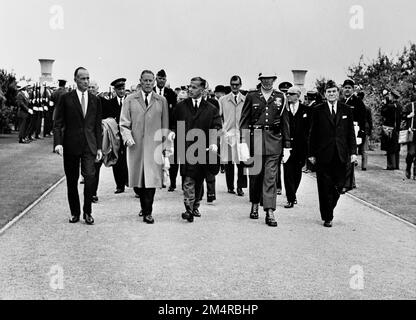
[0,166,415,300]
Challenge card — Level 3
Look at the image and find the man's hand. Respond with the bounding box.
[96,149,103,161]
[125,138,135,147]
[282,148,291,164]
[167,132,176,142]
[407,111,415,118]
[308,156,316,165]
[351,154,358,163]
[28,109,33,115]
[208,144,218,153]
[55,145,63,156]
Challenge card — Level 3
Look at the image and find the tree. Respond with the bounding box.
[346,43,416,141]
[0,69,17,133]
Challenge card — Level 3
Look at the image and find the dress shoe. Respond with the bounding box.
[143,215,155,224]
[114,188,125,194]
[138,210,143,216]
[69,215,80,223]
[92,196,98,203]
[405,169,411,179]
[237,188,244,196]
[181,211,194,222]
[265,210,278,227]
[362,168,367,171]
[168,186,175,192]
[83,213,94,225]
[276,189,282,195]
[19,139,29,144]
[193,208,201,217]
[250,203,259,219]
[323,221,332,228]
[284,202,294,209]
[228,189,236,194]
[162,184,166,188]
[207,195,215,203]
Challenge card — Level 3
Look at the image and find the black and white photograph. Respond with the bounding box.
[0,0,415,309]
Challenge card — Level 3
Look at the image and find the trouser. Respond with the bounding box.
[112,143,128,190]
[92,161,103,197]
[344,161,356,190]
[275,154,282,190]
[183,176,204,212]
[387,151,400,169]
[283,157,304,203]
[359,135,369,169]
[249,154,280,211]
[63,148,96,216]
[136,188,156,216]
[35,111,42,137]
[43,110,53,136]
[406,140,416,171]
[225,162,247,191]
[199,172,216,200]
[316,153,347,222]
[25,113,36,138]
[18,113,29,140]
[169,138,179,187]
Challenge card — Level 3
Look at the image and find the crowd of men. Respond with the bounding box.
[13,67,416,228]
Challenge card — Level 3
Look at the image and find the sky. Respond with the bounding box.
[0,0,415,91]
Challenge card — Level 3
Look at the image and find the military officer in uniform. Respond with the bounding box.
[240,72,291,227]
[278,81,293,94]
[103,78,129,194]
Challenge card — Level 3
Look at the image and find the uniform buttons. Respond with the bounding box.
[265,119,269,122]
[266,113,269,116]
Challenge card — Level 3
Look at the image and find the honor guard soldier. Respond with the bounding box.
[104,78,129,194]
[240,72,291,227]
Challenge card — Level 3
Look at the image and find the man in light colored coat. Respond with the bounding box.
[219,75,247,196]
[120,70,169,224]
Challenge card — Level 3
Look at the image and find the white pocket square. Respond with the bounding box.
[303,113,307,118]
[342,115,347,119]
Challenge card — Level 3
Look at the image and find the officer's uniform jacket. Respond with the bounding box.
[239,89,291,156]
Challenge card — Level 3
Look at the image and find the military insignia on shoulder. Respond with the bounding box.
[275,97,282,107]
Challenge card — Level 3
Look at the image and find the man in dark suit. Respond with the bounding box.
[283,86,310,208]
[308,80,357,227]
[153,69,178,191]
[54,67,103,225]
[103,78,128,194]
[172,77,222,222]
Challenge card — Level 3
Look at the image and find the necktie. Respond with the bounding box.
[331,103,336,119]
[234,95,238,104]
[194,100,198,111]
[81,92,86,117]
[119,98,122,108]
[159,88,162,95]
[145,93,149,107]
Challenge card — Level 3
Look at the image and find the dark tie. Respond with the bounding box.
[331,103,336,119]
[119,98,122,108]
[145,93,149,107]
[234,95,238,104]
[159,88,162,95]
[194,100,198,111]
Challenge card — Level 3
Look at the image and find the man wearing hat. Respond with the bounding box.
[16,81,31,143]
[214,85,226,101]
[278,81,293,94]
[103,78,129,194]
[283,86,310,208]
[308,80,357,228]
[380,88,402,170]
[240,72,291,227]
[340,79,366,192]
[153,69,178,191]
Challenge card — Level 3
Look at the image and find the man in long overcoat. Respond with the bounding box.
[120,70,169,224]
